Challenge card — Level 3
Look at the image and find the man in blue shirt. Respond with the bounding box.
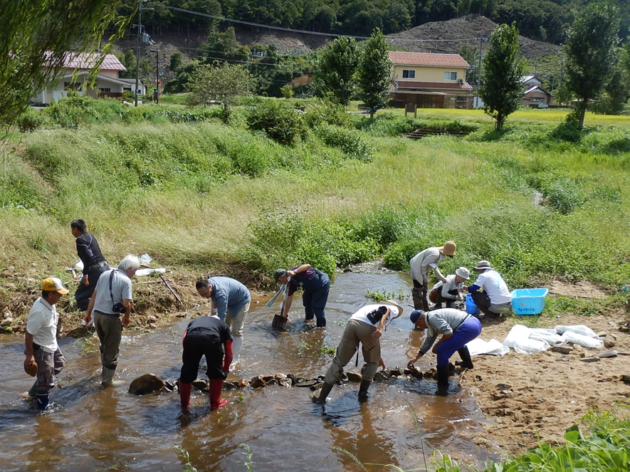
[196,276,250,365]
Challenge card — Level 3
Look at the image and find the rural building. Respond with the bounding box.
[520,75,551,106]
[388,52,473,109]
[30,53,146,105]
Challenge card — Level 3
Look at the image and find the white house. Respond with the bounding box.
[30,53,146,105]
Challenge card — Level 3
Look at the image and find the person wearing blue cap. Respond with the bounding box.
[406,308,481,396]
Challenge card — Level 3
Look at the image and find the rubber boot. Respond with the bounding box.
[36,393,49,411]
[455,347,474,369]
[313,382,334,404]
[232,336,243,367]
[209,379,227,411]
[28,380,38,398]
[179,382,192,411]
[358,380,371,403]
[101,367,116,387]
[435,366,450,397]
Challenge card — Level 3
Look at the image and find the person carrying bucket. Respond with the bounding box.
[274,264,330,328]
[409,242,456,312]
[429,267,470,309]
[464,261,512,318]
[407,308,481,396]
[313,300,404,403]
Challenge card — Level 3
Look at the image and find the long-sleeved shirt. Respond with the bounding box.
[409,247,446,284]
[418,308,470,356]
[76,233,106,275]
[431,274,463,300]
[208,276,251,321]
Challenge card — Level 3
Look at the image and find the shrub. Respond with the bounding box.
[304,100,352,128]
[246,101,307,146]
[280,85,294,99]
[16,109,44,133]
[314,124,373,161]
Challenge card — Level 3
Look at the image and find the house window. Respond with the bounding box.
[402,69,415,79]
[444,72,457,80]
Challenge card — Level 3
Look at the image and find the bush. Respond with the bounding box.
[16,109,44,133]
[314,124,373,161]
[304,100,352,128]
[246,101,307,146]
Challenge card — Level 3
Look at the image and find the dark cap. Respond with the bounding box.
[410,310,423,324]
[273,269,287,281]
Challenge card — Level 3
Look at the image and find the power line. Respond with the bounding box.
[146,3,482,43]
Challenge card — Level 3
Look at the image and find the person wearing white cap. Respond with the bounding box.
[24,277,69,411]
[409,241,457,312]
[464,261,512,317]
[429,267,470,309]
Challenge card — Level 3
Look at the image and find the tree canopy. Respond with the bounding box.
[314,37,359,106]
[357,29,393,119]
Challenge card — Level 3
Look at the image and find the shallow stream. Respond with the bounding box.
[0,271,495,471]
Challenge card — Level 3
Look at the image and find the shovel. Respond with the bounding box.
[272,300,288,330]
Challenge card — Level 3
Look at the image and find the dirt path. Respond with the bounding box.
[459,312,630,456]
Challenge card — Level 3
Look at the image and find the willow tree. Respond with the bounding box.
[0,0,133,127]
[479,23,526,130]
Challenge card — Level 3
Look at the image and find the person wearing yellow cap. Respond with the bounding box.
[24,278,68,411]
[409,241,456,312]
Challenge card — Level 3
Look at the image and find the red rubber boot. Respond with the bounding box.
[209,379,227,411]
[179,382,192,411]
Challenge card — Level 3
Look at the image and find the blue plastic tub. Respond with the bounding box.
[511,288,549,315]
[465,294,480,315]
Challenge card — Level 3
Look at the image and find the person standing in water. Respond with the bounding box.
[274,264,330,328]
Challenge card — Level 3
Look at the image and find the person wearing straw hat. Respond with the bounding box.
[274,264,330,328]
[409,241,457,312]
[464,261,512,318]
[313,300,404,404]
[407,308,481,396]
[429,267,470,309]
[24,278,68,411]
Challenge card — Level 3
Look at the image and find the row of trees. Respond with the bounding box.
[480,2,625,130]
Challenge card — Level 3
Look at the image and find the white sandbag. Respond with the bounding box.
[554,325,598,338]
[529,328,564,345]
[561,331,604,348]
[466,338,510,356]
[512,338,550,354]
[136,268,166,277]
[140,254,152,264]
[74,260,84,271]
[503,324,531,348]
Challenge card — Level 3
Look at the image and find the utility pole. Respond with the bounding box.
[134,0,142,107]
[150,49,160,103]
[476,36,483,108]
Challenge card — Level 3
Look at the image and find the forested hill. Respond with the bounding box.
[122,0,630,45]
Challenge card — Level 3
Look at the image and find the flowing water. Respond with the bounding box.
[0,271,495,471]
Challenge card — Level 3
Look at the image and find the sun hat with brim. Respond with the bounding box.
[273,269,288,281]
[440,241,457,257]
[409,309,424,324]
[41,277,69,295]
[24,361,37,377]
[455,267,470,280]
[382,299,404,319]
[473,261,492,271]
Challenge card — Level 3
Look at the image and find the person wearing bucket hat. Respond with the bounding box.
[464,261,512,318]
[24,278,68,410]
[407,307,481,396]
[409,242,456,312]
[274,264,330,328]
[429,267,470,309]
[313,300,403,404]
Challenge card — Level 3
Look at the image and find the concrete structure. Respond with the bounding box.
[388,52,473,109]
[30,53,146,105]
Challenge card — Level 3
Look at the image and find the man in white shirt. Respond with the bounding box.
[313,300,403,404]
[85,254,139,386]
[24,278,69,411]
[465,261,512,317]
[409,241,456,311]
[430,267,470,308]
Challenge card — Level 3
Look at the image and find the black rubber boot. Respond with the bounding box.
[435,366,450,397]
[358,380,371,403]
[455,347,474,369]
[313,382,334,404]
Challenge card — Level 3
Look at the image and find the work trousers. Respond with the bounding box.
[324,319,381,384]
[433,290,456,309]
[435,316,482,367]
[75,264,110,311]
[226,301,249,338]
[34,347,65,394]
[303,273,330,327]
[94,311,123,370]
[470,291,512,316]
[412,279,429,311]
[181,330,226,383]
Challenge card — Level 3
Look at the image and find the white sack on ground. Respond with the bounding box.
[503,324,550,354]
[554,325,599,338]
[561,331,604,348]
[74,260,84,271]
[529,328,564,345]
[503,325,531,348]
[136,268,166,277]
[466,338,510,356]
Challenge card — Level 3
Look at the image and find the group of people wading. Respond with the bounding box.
[24,221,510,411]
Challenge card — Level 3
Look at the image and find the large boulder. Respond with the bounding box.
[129,374,166,395]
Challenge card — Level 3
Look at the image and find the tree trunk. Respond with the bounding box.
[578,99,587,129]
[496,113,503,130]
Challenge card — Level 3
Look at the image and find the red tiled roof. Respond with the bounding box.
[388,51,469,68]
[48,52,126,71]
[395,81,473,90]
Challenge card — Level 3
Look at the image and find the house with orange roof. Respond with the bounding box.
[388,51,473,109]
[30,53,146,105]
